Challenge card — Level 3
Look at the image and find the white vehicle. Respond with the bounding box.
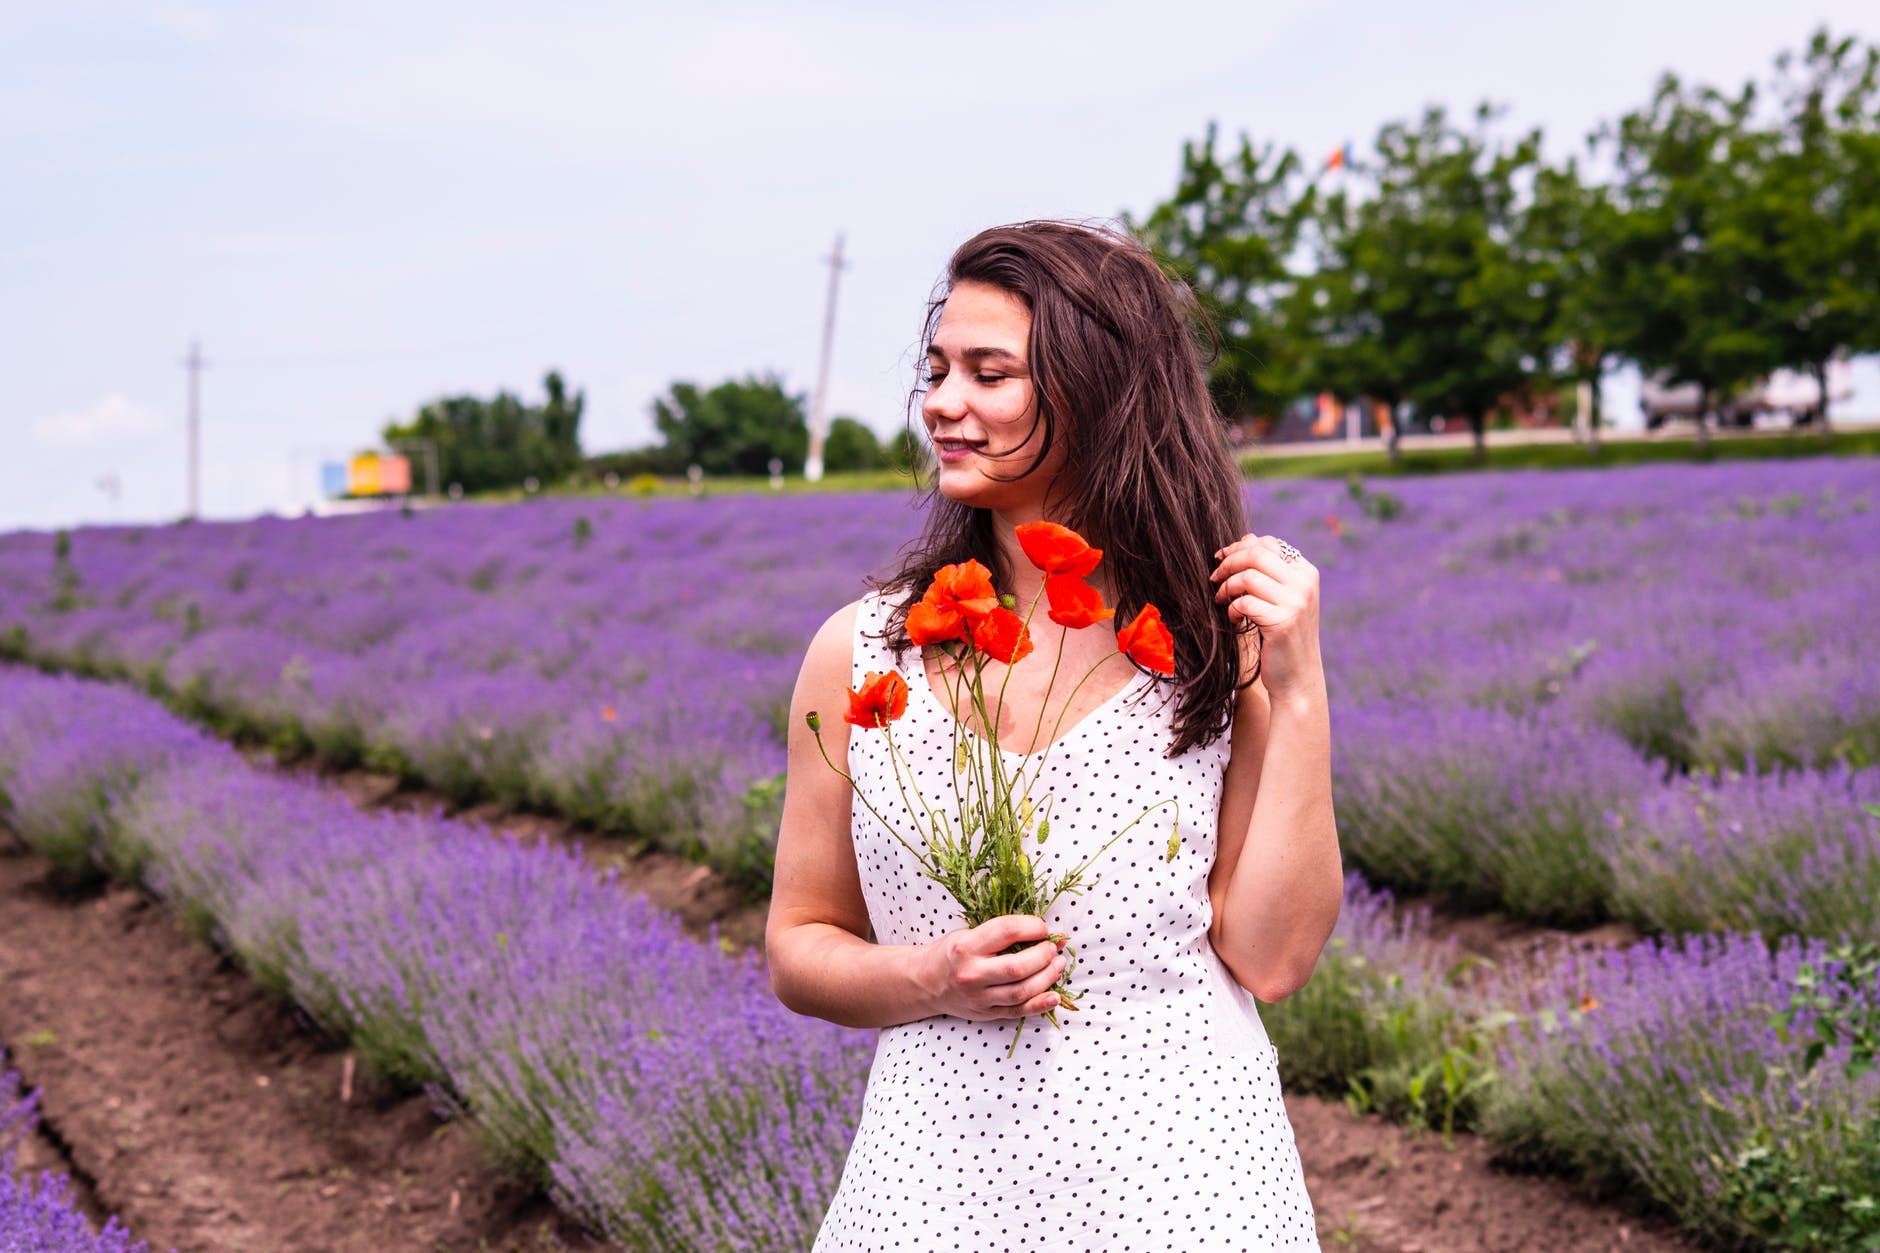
[1642,362,1854,429]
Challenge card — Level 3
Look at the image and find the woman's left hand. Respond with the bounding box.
[1209,534,1324,700]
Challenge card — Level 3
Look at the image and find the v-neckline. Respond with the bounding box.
[912,647,1151,759]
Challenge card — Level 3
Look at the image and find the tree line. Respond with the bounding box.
[378,371,922,496]
[1130,27,1880,457]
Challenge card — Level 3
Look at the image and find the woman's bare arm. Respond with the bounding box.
[1205,535,1344,1002]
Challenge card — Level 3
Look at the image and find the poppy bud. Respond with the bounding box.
[805,711,822,733]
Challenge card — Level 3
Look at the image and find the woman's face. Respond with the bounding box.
[921,280,1069,518]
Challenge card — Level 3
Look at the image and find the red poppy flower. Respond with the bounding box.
[1015,521,1102,578]
[906,560,999,645]
[1044,574,1114,629]
[929,560,1001,619]
[970,607,1034,666]
[1116,604,1175,675]
[906,597,963,645]
[844,670,909,728]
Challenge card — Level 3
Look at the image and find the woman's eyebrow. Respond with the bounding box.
[927,346,1025,365]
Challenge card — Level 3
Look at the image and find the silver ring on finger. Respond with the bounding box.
[1275,539,1303,564]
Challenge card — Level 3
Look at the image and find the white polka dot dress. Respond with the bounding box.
[814,590,1318,1251]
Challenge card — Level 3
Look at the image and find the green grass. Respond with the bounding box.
[478,467,921,503]
[470,428,1880,504]
[1238,428,1880,480]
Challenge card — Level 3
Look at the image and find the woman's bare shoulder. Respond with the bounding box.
[797,596,870,688]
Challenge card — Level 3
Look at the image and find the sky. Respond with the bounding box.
[5,0,1877,532]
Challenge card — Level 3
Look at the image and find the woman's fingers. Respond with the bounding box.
[970,913,1051,953]
[1213,565,1290,607]
[1001,951,1070,1009]
[1211,534,1310,581]
[935,915,1069,1017]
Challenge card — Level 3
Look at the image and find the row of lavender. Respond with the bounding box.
[0,666,871,1250]
[1,461,1876,934]
[3,664,1873,1248]
[2,1070,154,1251]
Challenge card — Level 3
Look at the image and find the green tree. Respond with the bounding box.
[1303,106,1555,462]
[1526,152,1627,451]
[1128,123,1315,422]
[1599,74,1779,447]
[651,374,809,476]
[1743,29,1880,431]
[382,370,584,494]
[1288,185,1417,461]
[884,427,931,476]
[821,417,884,472]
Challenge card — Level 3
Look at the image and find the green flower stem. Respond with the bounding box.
[807,721,915,852]
[880,722,948,855]
[1016,647,1130,806]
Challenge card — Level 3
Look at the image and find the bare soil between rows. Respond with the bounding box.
[3,758,1705,1252]
[0,839,600,1253]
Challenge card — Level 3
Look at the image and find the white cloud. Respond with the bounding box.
[30,394,165,447]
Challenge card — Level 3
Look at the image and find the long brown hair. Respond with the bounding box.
[871,219,1253,757]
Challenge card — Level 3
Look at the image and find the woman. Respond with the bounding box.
[768,220,1341,1249]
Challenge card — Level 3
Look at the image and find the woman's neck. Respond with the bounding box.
[986,512,1117,613]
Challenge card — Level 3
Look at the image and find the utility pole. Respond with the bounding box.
[181,339,209,519]
[803,232,848,483]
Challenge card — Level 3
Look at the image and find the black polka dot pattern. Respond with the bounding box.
[815,591,1318,1250]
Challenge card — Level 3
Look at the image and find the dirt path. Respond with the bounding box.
[0,839,599,1253]
[1289,1097,1697,1252]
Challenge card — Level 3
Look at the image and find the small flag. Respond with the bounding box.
[1325,142,1352,172]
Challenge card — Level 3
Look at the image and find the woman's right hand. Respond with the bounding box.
[921,915,1068,1021]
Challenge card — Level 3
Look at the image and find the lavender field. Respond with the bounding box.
[3,457,1879,1247]
[1,460,1875,937]
[0,662,1874,1249]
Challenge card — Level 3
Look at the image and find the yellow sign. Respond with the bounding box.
[348,454,381,495]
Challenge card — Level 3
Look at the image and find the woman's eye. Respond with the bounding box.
[924,371,947,386]
[975,374,1005,385]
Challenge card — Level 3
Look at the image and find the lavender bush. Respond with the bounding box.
[1483,934,1880,1246]
[1331,700,1658,925]
[1605,765,1880,942]
[1260,875,1510,1137]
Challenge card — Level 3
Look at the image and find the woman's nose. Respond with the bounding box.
[923,373,965,421]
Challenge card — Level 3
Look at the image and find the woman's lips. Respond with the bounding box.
[934,439,984,462]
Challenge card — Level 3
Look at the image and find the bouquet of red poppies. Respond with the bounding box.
[809,522,1180,1054]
